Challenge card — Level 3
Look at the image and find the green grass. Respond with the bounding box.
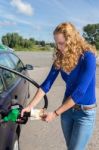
[14,45,54,51]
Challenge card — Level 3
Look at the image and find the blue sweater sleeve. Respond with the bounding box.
[71,51,96,104]
[39,64,60,93]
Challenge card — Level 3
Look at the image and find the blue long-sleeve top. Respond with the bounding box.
[39,51,96,105]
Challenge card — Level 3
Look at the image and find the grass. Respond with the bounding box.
[14,45,54,51]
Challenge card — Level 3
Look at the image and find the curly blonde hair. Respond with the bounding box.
[53,22,97,73]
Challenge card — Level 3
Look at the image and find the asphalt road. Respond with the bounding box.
[16,52,99,150]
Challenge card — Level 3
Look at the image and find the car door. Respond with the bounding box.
[0,54,20,150]
[0,53,17,108]
[0,52,29,106]
[0,52,29,150]
[0,72,13,150]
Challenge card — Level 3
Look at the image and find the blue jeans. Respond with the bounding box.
[60,101,96,150]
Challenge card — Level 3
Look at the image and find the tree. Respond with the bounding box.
[2,36,9,46]
[83,24,99,49]
[29,38,35,44]
[39,41,46,47]
[49,42,55,48]
[2,33,33,49]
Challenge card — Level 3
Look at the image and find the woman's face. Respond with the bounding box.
[54,33,66,54]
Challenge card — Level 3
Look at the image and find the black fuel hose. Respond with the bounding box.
[0,65,48,109]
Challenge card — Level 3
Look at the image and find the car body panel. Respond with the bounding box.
[0,47,30,150]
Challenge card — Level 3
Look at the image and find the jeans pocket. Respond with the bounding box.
[82,107,96,116]
[81,108,96,126]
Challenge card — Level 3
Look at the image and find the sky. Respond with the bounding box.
[0,0,99,42]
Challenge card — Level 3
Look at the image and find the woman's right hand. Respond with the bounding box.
[21,106,31,117]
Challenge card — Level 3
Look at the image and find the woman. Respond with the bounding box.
[21,22,97,150]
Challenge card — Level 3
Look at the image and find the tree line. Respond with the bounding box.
[1,33,54,51]
[1,23,99,51]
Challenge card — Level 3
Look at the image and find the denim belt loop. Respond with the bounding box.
[81,105,84,110]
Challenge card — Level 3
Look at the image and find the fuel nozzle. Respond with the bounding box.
[0,98,46,125]
[0,97,29,124]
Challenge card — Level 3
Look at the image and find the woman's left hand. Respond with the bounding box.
[41,112,57,122]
